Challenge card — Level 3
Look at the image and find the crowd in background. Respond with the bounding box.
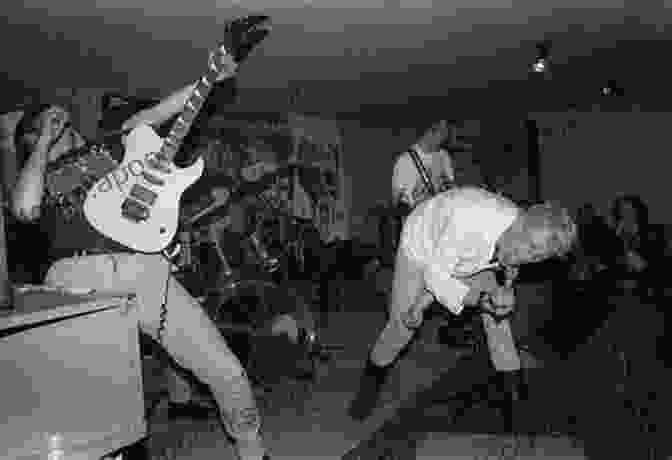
[530,194,671,363]
[569,195,669,299]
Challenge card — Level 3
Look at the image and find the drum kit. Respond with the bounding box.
[168,162,338,386]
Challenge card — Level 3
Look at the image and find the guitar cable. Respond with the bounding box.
[156,255,172,346]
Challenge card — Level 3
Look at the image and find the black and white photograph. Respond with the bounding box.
[1,3,670,460]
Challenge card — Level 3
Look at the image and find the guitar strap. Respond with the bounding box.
[45,121,73,155]
[408,147,436,197]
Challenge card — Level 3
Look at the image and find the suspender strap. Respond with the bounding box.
[408,147,436,196]
[46,121,72,153]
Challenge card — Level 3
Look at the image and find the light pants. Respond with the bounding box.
[45,253,266,460]
[370,246,521,372]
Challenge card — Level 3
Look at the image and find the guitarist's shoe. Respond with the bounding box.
[224,15,271,63]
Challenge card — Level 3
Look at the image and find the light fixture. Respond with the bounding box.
[601,79,624,97]
[530,42,551,74]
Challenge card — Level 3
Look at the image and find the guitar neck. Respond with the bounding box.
[160,67,222,162]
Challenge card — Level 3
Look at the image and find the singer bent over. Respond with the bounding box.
[348,187,576,421]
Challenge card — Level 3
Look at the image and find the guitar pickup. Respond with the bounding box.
[121,198,150,222]
[146,155,172,174]
[141,171,165,187]
[129,184,158,206]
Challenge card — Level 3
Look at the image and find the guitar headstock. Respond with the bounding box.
[206,15,271,81]
[160,15,270,162]
[220,14,271,63]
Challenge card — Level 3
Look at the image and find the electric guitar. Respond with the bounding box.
[83,15,270,253]
[82,56,227,252]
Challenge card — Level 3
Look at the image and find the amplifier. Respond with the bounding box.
[0,290,146,460]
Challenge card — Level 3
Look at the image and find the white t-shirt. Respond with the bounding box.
[400,187,519,315]
[391,146,454,209]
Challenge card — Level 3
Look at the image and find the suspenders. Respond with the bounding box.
[407,147,436,197]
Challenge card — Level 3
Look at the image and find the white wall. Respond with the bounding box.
[533,110,671,224]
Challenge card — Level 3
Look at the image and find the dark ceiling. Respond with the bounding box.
[2,1,671,122]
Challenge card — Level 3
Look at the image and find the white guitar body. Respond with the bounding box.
[83,124,204,253]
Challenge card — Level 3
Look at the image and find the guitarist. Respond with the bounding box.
[391,119,455,214]
[373,120,454,269]
[347,186,577,423]
[11,16,274,460]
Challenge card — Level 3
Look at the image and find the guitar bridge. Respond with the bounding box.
[141,171,165,187]
[121,198,150,222]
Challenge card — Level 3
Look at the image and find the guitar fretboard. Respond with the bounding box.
[160,60,222,162]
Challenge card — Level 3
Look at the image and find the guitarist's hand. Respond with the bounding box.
[222,15,271,64]
[211,48,238,82]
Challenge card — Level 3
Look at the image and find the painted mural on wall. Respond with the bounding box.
[99,93,348,243]
[289,113,347,242]
[200,112,347,243]
[202,113,295,239]
[0,110,24,196]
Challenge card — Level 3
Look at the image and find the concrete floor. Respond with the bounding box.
[144,280,586,459]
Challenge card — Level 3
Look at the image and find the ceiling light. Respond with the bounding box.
[532,59,547,73]
[601,79,624,97]
[530,42,551,74]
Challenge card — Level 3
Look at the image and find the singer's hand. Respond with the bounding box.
[402,290,434,329]
[503,266,519,285]
[481,286,515,317]
[461,270,499,306]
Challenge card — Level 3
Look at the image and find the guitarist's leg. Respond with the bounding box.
[136,256,267,460]
[44,253,269,460]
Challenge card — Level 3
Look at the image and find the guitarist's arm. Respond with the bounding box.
[121,14,270,132]
[121,50,238,132]
[11,107,77,222]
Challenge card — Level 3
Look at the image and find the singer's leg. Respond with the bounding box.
[348,245,426,420]
[481,314,526,433]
